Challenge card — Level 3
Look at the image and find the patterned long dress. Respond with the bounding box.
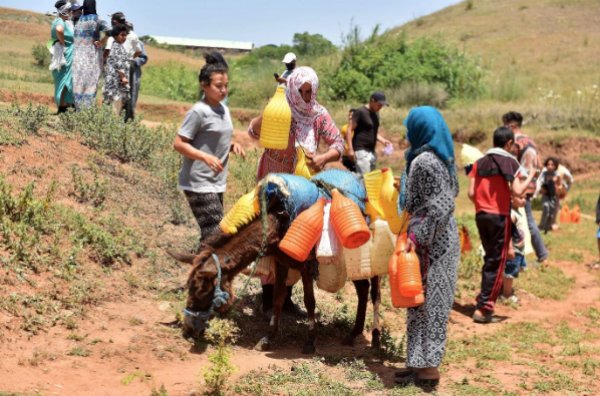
[72,14,108,109]
[50,18,74,106]
[405,151,460,368]
[102,42,130,104]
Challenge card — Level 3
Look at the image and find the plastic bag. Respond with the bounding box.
[49,42,66,71]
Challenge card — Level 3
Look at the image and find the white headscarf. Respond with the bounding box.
[285,66,326,153]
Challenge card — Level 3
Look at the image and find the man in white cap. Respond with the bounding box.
[274,52,296,85]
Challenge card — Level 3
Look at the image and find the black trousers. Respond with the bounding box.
[475,212,510,313]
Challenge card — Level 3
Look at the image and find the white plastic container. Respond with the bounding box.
[344,241,372,280]
[316,256,346,293]
[316,202,341,260]
[370,219,395,276]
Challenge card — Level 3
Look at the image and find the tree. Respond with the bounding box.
[292,32,336,57]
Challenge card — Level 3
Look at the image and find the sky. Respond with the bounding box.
[1,0,463,46]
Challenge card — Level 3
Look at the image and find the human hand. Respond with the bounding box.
[93,41,102,49]
[202,154,224,173]
[306,152,327,171]
[230,142,245,157]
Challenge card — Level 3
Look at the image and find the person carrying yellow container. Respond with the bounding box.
[248,66,344,318]
[173,52,245,242]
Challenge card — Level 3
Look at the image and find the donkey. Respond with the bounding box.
[169,208,382,353]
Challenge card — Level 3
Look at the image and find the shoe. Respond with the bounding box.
[472,311,501,324]
[499,294,519,305]
[537,255,549,264]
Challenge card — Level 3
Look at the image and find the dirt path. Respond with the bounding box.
[1,258,599,395]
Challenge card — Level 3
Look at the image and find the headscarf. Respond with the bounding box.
[399,106,457,209]
[55,1,70,16]
[82,0,97,15]
[285,66,326,152]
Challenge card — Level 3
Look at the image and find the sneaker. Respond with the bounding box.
[499,294,519,305]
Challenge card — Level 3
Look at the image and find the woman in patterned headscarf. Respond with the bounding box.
[50,0,75,113]
[72,0,110,109]
[395,106,459,390]
[247,66,344,317]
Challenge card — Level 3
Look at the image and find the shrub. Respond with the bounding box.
[11,102,49,135]
[326,35,485,103]
[31,43,50,68]
[61,105,171,164]
[141,62,198,103]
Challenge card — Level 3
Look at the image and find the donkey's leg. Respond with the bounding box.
[370,276,381,349]
[343,279,370,346]
[255,263,288,351]
[300,266,317,354]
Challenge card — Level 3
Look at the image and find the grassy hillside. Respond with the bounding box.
[389,0,600,95]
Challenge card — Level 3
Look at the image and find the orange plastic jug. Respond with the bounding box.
[459,225,472,254]
[570,204,581,223]
[219,188,261,234]
[389,235,424,305]
[279,198,326,262]
[260,86,292,150]
[559,204,571,224]
[330,189,371,249]
[380,169,403,234]
[389,234,423,299]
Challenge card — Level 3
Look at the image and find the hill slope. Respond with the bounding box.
[389,0,600,92]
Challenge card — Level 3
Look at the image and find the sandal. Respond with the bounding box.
[394,372,439,389]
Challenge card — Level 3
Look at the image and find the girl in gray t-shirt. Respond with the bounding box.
[173,52,244,241]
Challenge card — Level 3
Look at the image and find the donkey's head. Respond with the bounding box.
[169,212,288,339]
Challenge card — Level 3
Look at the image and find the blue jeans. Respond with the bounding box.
[525,197,549,261]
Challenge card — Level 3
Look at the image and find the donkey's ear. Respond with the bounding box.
[166,249,196,265]
[197,260,218,278]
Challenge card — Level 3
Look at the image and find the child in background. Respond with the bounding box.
[468,126,535,323]
[538,157,560,233]
[501,193,527,304]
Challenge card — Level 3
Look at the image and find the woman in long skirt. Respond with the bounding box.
[395,106,460,390]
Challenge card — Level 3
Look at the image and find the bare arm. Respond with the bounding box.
[376,133,391,146]
[56,24,65,45]
[173,135,224,173]
[346,118,356,158]
[468,176,476,203]
[511,166,536,196]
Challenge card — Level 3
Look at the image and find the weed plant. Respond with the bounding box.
[203,318,240,395]
[70,164,108,207]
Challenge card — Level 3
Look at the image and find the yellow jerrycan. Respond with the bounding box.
[219,188,261,235]
[363,169,384,219]
[380,169,403,234]
[260,86,292,150]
